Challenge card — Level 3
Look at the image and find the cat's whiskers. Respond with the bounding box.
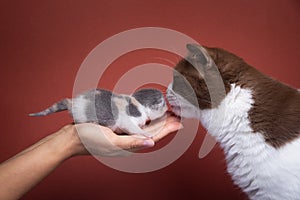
[153,57,176,66]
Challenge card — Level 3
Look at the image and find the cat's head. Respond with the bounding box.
[167,44,244,118]
[132,88,168,120]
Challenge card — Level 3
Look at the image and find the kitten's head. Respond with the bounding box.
[167,44,243,118]
[132,88,167,120]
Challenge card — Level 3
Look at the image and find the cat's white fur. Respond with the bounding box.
[167,83,300,200]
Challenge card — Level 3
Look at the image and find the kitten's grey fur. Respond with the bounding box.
[30,88,167,136]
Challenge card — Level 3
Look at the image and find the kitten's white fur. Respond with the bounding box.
[72,94,89,123]
[112,96,148,135]
[168,83,300,200]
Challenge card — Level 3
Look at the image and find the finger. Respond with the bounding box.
[143,116,181,137]
[165,115,181,122]
[143,115,180,132]
[113,135,155,151]
[152,122,183,142]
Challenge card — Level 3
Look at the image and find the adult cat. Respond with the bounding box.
[167,44,300,200]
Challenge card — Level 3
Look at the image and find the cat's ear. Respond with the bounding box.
[186,44,213,77]
[186,44,208,65]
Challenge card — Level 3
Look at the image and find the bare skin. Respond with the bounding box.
[0,115,182,200]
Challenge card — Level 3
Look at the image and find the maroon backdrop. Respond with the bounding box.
[0,0,299,199]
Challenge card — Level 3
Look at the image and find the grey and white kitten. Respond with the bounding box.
[30,88,167,136]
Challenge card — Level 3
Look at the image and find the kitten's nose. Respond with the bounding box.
[166,90,178,111]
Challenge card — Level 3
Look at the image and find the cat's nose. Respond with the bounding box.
[167,83,173,91]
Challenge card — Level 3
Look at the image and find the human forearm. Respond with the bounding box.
[0,125,79,200]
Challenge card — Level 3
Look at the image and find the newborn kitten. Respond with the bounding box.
[30,88,167,136]
[167,44,300,199]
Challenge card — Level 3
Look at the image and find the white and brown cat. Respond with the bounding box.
[167,44,300,200]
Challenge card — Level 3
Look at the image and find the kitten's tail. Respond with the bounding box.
[29,98,72,116]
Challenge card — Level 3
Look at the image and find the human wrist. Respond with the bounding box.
[51,125,87,160]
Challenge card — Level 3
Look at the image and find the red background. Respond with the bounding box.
[1,0,299,199]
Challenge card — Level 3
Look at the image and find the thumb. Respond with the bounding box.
[113,135,155,150]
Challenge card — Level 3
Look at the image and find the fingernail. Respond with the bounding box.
[143,139,155,147]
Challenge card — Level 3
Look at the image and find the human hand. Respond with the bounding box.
[0,115,181,200]
[71,114,182,157]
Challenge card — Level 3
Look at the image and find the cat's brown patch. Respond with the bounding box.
[174,45,300,148]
